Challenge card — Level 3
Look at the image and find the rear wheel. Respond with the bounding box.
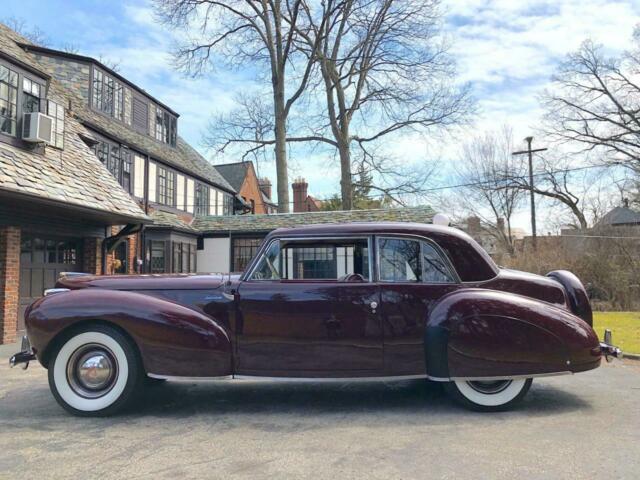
[48,325,143,416]
[444,378,533,412]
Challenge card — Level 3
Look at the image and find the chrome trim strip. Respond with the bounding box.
[448,371,572,382]
[44,288,70,296]
[148,371,573,383]
[147,373,429,382]
[147,373,233,381]
[233,374,428,383]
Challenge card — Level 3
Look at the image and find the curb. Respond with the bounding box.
[623,352,640,361]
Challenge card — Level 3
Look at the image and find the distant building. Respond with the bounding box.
[215,161,277,214]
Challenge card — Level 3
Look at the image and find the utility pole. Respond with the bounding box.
[512,137,547,249]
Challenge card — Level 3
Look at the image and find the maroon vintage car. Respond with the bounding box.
[11,222,621,415]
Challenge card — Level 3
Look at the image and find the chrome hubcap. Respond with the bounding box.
[67,344,118,398]
[466,380,512,395]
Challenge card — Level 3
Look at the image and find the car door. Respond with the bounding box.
[376,236,460,376]
[235,236,383,376]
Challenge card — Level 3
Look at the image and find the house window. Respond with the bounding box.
[194,183,209,216]
[223,194,233,215]
[47,100,65,149]
[92,68,124,121]
[232,238,263,271]
[154,106,177,147]
[94,141,132,193]
[149,241,166,273]
[0,64,18,136]
[172,242,196,273]
[22,77,41,114]
[157,166,176,206]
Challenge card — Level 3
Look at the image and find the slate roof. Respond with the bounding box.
[17,43,234,194]
[146,210,198,233]
[595,206,640,227]
[214,161,251,192]
[0,23,148,223]
[193,206,435,233]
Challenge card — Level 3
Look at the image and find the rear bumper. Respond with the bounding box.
[599,329,623,362]
[9,335,36,370]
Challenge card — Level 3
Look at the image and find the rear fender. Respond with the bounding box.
[425,289,600,379]
[547,270,593,326]
[26,289,232,377]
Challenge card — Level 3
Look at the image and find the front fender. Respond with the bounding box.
[26,289,232,377]
[425,289,600,379]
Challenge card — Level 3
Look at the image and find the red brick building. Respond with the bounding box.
[215,161,276,214]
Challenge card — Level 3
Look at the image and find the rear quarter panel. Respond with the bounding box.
[426,289,601,379]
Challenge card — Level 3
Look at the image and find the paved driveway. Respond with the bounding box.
[1,344,639,479]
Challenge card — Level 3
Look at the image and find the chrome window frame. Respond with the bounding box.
[242,235,374,283]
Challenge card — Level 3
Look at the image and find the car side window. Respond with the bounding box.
[250,241,281,280]
[421,241,456,283]
[378,238,421,282]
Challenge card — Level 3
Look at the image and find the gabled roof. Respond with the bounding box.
[0,23,148,223]
[193,206,435,233]
[595,206,640,227]
[214,161,251,192]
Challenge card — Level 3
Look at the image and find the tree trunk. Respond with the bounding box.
[273,84,290,213]
[338,140,352,210]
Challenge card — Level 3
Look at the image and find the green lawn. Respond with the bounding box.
[593,312,640,355]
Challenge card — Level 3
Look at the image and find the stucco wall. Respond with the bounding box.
[198,237,230,273]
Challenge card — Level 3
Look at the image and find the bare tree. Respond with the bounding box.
[509,154,599,230]
[155,0,324,212]
[291,0,471,209]
[456,127,525,254]
[2,16,50,46]
[542,28,640,173]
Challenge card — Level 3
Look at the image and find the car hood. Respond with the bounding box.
[56,273,242,291]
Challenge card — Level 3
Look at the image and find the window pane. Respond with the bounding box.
[251,241,281,280]
[379,238,421,282]
[0,64,18,136]
[150,241,165,273]
[232,238,262,271]
[422,242,456,283]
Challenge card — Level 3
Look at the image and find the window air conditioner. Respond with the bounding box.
[22,112,54,144]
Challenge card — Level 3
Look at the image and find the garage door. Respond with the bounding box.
[18,235,82,331]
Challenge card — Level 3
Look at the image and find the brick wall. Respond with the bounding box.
[83,237,102,275]
[0,226,21,344]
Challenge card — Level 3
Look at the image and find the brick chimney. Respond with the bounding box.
[466,216,481,233]
[497,217,505,233]
[292,177,308,213]
[258,178,272,200]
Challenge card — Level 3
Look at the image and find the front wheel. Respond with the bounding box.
[48,325,143,416]
[444,378,533,412]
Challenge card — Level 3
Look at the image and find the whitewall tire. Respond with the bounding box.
[48,325,142,416]
[444,378,533,412]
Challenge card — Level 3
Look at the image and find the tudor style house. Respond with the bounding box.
[0,23,240,343]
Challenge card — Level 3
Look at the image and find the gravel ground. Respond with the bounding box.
[1,343,639,480]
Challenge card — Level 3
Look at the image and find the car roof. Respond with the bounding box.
[268,222,499,282]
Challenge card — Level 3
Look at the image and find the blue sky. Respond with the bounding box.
[2,0,639,229]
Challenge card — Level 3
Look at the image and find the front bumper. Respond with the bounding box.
[9,335,36,370]
[600,329,623,362]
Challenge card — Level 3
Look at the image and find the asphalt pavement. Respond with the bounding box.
[1,342,639,479]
